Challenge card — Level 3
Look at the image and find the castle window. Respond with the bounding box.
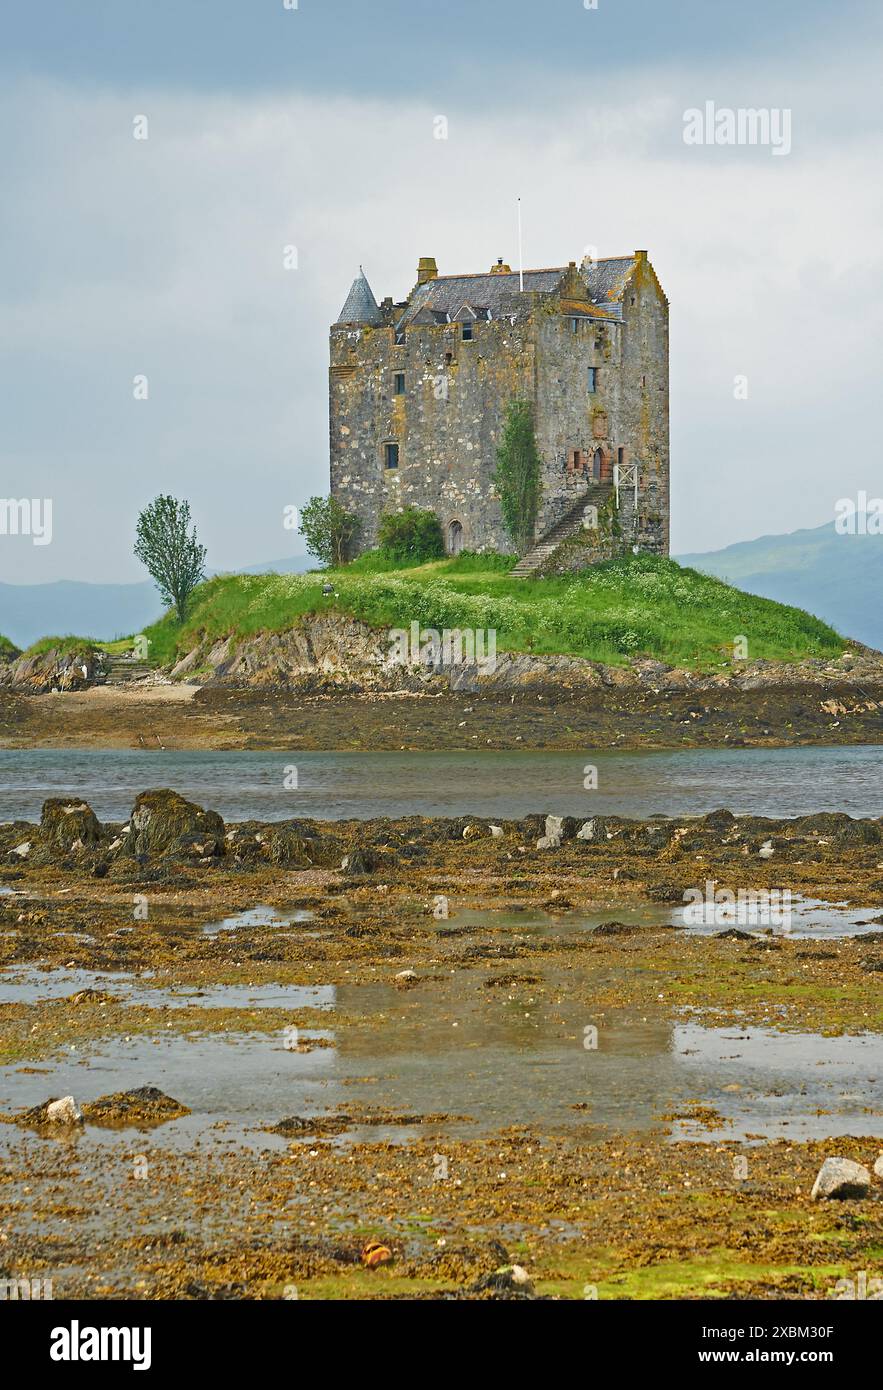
[445,351,453,364]
[587,367,597,393]
[394,373,405,395]
[461,321,473,341]
[384,443,399,470]
[630,295,636,306]
[571,317,580,334]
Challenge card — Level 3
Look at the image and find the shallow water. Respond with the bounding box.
[201,904,314,936]
[1,745,882,822]
[0,964,335,1011]
[2,971,880,1151]
[673,895,883,940]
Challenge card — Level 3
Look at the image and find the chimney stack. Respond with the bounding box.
[417,256,438,285]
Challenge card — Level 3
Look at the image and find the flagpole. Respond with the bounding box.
[517,197,524,292]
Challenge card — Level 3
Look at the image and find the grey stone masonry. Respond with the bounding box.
[329,251,669,560]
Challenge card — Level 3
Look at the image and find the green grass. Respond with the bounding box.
[22,635,102,658]
[0,635,19,660]
[18,635,135,660]
[142,553,845,670]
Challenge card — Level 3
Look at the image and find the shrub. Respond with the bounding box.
[377,507,445,564]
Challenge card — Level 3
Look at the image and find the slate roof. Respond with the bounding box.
[395,258,639,328]
[582,257,637,318]
[397,269,568,327]
[336,269,383,325]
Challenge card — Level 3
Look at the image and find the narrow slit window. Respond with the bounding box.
[587,367,597,393]
[394,373,405,395]
[384,443,399,470]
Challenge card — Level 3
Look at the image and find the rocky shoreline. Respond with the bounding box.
[3,614,882,751]
[2,679,883,751]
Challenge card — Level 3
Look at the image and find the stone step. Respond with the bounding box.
[512,485,613,577]
[103,658,153,684]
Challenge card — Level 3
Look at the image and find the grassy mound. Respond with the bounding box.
[0,635,20,660]
[142,554,845,670]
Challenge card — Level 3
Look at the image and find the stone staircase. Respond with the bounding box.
[511,482,613,578]
[102,655,153,685]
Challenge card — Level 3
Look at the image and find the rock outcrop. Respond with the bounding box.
[159,614,883,699]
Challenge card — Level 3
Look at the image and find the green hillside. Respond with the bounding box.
[677,522,883,652]
[142,554,844,671]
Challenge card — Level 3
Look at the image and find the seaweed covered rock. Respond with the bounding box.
[341,847,380,876]
[127,789,225,858]
[40,799,104,855]
[0,820,37,863]
[81,1086,189,1126]
[792,812,882,846]
[224,821,268,865]
[267,821,340,868]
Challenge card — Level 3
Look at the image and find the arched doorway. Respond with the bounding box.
[448,519,464,555]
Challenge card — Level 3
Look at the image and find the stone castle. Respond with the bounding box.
[329,250,668,568]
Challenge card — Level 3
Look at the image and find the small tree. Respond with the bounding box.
[492,400,542,555]
[377,507,445,564]
[134,495,206,622]
[300,495,359,567]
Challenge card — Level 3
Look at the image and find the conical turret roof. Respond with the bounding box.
[336,268,382,325]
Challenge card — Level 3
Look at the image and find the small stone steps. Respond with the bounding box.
[102,657,153,685]
[511,483,613,577]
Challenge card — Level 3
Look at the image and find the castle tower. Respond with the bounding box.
[329,250,669,560]
[336,268,383,326]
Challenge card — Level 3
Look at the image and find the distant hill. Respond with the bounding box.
[0,555,314,649]
[677,522,883,652]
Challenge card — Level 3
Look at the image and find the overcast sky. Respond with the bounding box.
[1,0,881,583]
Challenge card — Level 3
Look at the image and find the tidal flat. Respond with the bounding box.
[1,796,882,1298]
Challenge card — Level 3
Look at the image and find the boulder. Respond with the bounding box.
[46,1095,82,1126]
[810,1157,871,1201]
[470,1263,535,1297]
[576,818,610,842]
[267,825,317,866]
[793,812,882,846]
[545,815,578,841]
[18,1094,83,1127]
[341,848,379,876]
[81,1086,189,1126]
[40,799,104,854]
[127,790,225,858]
[874,1154,883,1180]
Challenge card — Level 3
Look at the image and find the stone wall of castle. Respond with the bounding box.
[330,315,534,553]
[329,261,669,560]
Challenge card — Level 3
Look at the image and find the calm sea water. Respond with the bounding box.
[0,745,881,822]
